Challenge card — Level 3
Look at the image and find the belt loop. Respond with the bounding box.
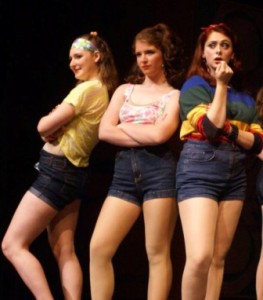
[64,157,68,168]
[50,154,54,166]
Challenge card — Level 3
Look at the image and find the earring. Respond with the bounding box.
[202,57,206,64]
[229,57,235,68]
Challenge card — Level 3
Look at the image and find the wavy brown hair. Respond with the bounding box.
[125,23,186,89]
[79,33,118,96]
[256,87,263,125]
[187,23,244,90]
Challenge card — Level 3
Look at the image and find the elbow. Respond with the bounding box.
[154,136,167,145]
[37,120,50,137]
[98,126,108,141]
[152,126,177,145]
[37,122,46,136]
[201,115,222,139]
[205,130,221,139]
[98,131,105,141]
[152,132,170,145]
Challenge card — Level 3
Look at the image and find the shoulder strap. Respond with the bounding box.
[124,84,135,102]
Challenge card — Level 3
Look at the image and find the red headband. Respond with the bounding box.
[201,23,225,32]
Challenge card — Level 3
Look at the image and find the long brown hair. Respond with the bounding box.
[256,87,263,125]
[79,33,118,96]
[187,23,243,90]
[125,23,186,89]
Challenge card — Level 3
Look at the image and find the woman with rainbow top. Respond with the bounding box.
[176,23,263,300]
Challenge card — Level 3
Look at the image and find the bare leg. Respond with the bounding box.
[48,200,82,300]
[256,206,263,300]
[143,197,177,300]
[179,198,218,300]
[2,191,57,300]
[89,196,141,300]
[205,200,243,300]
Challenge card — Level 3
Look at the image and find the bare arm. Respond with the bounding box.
[99,84,143,147]
[258,148,263,160]
[206,61,233,128]
[117,90,180,145]
[195,62,259,150]
[235,130,255,149]
[37,102,75,138]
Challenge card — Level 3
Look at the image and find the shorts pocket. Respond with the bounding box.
[185,148,215,162]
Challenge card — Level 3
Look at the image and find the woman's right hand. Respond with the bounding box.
[41,127,64,143]
[215,61,233,85]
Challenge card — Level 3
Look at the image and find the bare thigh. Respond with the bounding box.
[3,191,58,247]
[179,197,218,257]
[48,200,81,251]
[90,196,141,256]
[143,197,177,251]
[213,200,243,257]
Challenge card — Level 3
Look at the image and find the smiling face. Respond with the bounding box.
[69,47,100,81]
[202,31,234,76]
[134,40,164,79]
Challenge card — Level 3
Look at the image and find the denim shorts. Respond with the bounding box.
[176,140,247,202]
[29,150,90,210]
[108,146,177,206]
[256,164,263,205]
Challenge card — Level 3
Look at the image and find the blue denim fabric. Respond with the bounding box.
[108,147,177,206]
[29,150,90,210]
[176,140,247,202]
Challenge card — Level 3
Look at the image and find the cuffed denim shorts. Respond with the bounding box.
[29,149,90,210]
[176,140,247,202]
[108,146,177,206]
[256,164,263,205]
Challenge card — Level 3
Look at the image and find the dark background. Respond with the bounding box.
[2,0,263,299]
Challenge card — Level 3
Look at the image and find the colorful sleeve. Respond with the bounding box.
[238,94,263,138]
[179,76,214,138]
[249,114,263,154]
[250,112,263,138]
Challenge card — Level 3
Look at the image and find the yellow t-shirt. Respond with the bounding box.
[58,80,109,167]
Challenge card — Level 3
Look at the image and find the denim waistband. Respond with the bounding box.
[119,143,170,155]
[184,140,241,151]
[39,149,77,168]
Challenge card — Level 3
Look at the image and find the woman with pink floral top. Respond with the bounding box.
[89,23,185,299]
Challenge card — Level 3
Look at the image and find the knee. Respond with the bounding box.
[210,253,226,269]
[146,243,170,265]
[210,245,231,270]
[89,237,113,264]
[49,240,75,262]
[1,237,9,258]
[2,235,18,260]
[89,238,104,261]
[187,252,213,275]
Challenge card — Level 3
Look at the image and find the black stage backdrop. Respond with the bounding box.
[1,0,263,299]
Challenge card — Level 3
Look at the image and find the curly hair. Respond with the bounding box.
[187,23,244,90]
[125,23,186,89]
[78,32,119,96]
[256,87,263,125]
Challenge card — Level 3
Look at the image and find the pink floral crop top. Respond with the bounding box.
[119,84,176,125]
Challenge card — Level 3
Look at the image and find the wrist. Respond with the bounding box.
[222,121,231,134]
[226,124,239,141]
[216,81,228,88]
